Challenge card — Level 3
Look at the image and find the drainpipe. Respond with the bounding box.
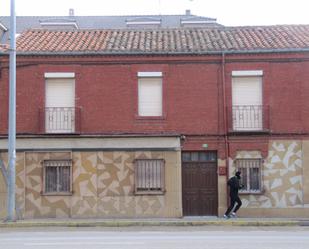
[7,0,16,221]
[221,52,230,209]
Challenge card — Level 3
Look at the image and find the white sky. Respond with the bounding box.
[0,0,309,26]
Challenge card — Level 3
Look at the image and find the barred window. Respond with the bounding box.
[235,159,262,193]
[43,159,72,194]
[135,159,165,194]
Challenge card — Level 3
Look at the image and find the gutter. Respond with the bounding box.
[1,48,309,56]
[0,133,182,139]
[221,52,230,211]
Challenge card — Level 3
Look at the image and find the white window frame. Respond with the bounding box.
[44,72,75,78]
[232,71,263,131]
[235,158,263,194]
[232,70,263,77]
[44,73,76,133]
[137,72,163,117]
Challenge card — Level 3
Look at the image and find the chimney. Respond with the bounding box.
[185,9,191,16]
[69,8,74,17]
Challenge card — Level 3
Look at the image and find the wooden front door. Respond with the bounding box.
[182,152,218,216]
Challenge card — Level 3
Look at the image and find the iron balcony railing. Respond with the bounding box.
[230,105,270,132]
[39,107,81,134]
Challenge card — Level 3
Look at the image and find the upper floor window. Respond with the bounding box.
[232,70,263,131]
[44,73,76,133]
[235,158,262,194]
[138,72,163,117]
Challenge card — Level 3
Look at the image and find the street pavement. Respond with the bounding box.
[0,226,309,249]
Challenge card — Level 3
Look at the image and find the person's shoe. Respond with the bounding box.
[230,212,237,218]
[223,214,230,219]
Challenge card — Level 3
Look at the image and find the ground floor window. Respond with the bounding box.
[235,159,262,193]
[43,159,72,194]
[134,159,165,194]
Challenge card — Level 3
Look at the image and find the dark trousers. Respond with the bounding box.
[225,195,242,216]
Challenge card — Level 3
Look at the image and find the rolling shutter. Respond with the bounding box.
[45,78,75,133]
[46,78,75,108]
[138,77,162,116]
[232,76,262,130]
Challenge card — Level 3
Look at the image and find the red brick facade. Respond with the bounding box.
[1,52,309,159]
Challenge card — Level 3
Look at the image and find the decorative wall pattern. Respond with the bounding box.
[0,154,7,218]
[3,150,180,218]
[0,152,25,219]
[1,139,308,218]
[72,151,169,218]
[229,141,303,208]
[25,152,72,218]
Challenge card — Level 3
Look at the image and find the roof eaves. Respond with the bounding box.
[9,48,309,56]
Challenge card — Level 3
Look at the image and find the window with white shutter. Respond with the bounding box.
[232,71,263,131]
[45,73,75,133]
[138,72,162,116]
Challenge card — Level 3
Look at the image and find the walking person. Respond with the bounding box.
[224,171,243,218]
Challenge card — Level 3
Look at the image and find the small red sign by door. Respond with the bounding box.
[218,166,226,176]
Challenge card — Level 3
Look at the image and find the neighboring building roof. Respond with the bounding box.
[0,12,220,42]
[12,25,309,55]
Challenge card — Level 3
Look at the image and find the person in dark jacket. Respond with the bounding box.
[224,171,243,218]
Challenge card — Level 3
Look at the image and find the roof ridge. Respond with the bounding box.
[22,24,309,33]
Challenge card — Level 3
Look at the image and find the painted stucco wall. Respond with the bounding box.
[228,140,309,217]
[303,141,309,206]
[0,152,25,219]
[1,139,309,219]
[0,150,182,219]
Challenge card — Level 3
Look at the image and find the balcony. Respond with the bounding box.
[39,107,81,134]
[229,105,270,133]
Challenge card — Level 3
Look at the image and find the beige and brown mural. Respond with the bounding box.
[0,149,181,219]
[71,151,180,218]
[0,152,25,219]
[229,140,307,211]
[1,138,309,219]
[25,151,72,218]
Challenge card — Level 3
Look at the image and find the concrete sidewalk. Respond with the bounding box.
[1,217,309,228]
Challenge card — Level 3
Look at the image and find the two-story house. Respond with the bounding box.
[0,25,309,219]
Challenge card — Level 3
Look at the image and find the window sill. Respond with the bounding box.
[134,190,165,195]
[239,190,264,195]
[44,132,80,135]
[228,129,270,135]
[41,192,73,196]
[135,115,166,121]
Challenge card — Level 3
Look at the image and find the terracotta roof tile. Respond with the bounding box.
[13,25,309,54]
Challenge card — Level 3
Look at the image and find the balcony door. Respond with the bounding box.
[45,78,75,133]
[232,76,262,131]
